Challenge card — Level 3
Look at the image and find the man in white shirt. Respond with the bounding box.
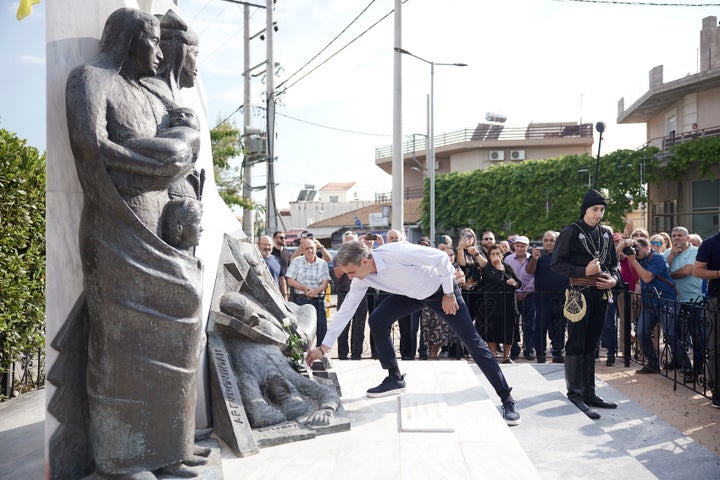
[305,240,521,426]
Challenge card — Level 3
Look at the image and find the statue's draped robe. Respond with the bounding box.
[66,53,202,475]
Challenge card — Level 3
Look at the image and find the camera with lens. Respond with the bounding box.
[622,244,639,256]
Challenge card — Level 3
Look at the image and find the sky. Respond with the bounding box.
[1,0,719,210]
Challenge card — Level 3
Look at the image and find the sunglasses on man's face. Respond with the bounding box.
[650,241,663,246]
[276,236,286,240]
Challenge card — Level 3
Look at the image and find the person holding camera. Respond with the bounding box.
[290,231,333,263]
[551,189,621,420]
[624,237,690,377]
[456,228,487,358]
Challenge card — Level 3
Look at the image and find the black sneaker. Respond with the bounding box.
[712,391,719,409]
[501,399,521,426]
[366,374,407,398]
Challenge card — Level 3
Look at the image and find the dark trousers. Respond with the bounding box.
[398,312,419,359]
[518,294,537,356]
[600,299,618,356]
[336,292,367,359]
[368,285,512,402]
[295,297,327,348]
[679,302,707,374]
[535,294,566,358]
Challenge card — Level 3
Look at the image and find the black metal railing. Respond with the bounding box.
[625,288,716,398]
[1,348,45,400]
[355,287,716,401]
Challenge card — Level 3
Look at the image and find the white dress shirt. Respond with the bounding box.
[322,241,455,348]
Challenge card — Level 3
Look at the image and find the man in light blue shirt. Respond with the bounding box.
[665,226,705,382]
[305,241,521,426]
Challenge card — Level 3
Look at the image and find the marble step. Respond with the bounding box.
[474,362,720,480]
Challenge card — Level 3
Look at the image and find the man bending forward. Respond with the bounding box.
[305,241,521,425]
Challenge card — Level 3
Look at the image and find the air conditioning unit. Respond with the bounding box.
[510,150,526,160]
[489,150,505,161]
[368,213,390,227]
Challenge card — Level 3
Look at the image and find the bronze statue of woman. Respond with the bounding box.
[65,8,204,478]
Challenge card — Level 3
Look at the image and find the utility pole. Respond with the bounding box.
[265,0,278,235]
[219,0,267,239]
[391,0,403,232]
[242,3,253,239]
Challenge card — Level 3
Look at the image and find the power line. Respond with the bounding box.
[188,0,214,24]
[274,109,391,137]
[551,0,720,6]
[278,0,378,89]
[198,4,263,66]
[280,0,410,92]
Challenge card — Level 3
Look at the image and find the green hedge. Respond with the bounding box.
[422,147,659,239]
[0,128,46,374]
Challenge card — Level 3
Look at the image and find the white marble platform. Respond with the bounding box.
[219,360,540,480]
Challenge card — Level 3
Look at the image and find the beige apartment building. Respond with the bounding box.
[618,16,720,238]
[374,121,595,198]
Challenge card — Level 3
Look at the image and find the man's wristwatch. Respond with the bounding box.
[443,293,454,297]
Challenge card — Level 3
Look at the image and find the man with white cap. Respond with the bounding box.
[505,235,538,361]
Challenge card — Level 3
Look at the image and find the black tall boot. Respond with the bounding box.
[582,353,617,409]
[565,355,600,419]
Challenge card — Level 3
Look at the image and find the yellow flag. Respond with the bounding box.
[17,0,41,21]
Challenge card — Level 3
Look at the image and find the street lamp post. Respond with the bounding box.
[395,48,467,246]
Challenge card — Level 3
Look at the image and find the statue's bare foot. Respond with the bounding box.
[194,446,212,458]
[155,463,198,478]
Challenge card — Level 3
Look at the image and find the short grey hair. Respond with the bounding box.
[334,240,372,267]
[671,226,689,236]
[342,231,358,242]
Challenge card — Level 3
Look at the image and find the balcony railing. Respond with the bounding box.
[661,125,720,150]
[375,123,594,159]
[374,186,423,203]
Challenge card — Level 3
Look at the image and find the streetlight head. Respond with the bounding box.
[395,47,410,54]
[454,63,468,67]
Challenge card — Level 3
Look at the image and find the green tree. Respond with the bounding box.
[0,129,46,376]
[424,147,659,240]
[211,120,258,211]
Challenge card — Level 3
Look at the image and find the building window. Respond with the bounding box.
[665,112,676,137]
[692,179,720,238]
[329,195,339,203]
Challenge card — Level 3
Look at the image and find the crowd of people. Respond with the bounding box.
[257,190,720,413]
